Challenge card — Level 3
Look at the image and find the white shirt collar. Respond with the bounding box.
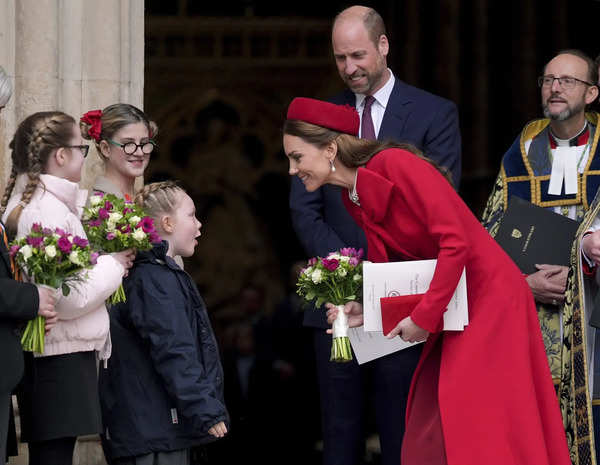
[355,69,395,110]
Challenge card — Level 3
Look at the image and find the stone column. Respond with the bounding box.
[0,2,144,464]
[0,0,144,194]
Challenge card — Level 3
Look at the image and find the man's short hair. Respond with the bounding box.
[363,8,387,46]
[545,49,599,86]
[333,7,387,47]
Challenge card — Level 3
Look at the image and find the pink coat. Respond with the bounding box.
[3,174,124,359]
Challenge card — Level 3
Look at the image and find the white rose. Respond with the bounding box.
[303,266,313,276]
[339,256,350,262]
[69,250,83,266]
[67,235,73,243]
[109,212,123,223]
[327,253,341,260]
[132,228,146,241]
[44,245,57,259]
[106,221,117,232]
[129,215,141,225]
[311,269,323,284]
[19,245,33,260]
[336,267,347,277]
[353,274,361,281]
[53,233,61,239]
[89,195,103,206]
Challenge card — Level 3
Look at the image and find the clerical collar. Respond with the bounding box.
[548,122,589,149]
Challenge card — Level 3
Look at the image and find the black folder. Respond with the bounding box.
[494,196,579,274]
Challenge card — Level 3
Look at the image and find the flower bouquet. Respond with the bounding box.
[82,192,161,303]
[296,248,363,362]
[10,224,99,353]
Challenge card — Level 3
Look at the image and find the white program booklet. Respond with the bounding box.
[362,260,468,332]
[348,327,421,365]
[348,260,468,364]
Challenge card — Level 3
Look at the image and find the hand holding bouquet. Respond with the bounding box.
[296,248,363,362]
[83,193,161,303]
[10,224,98,353]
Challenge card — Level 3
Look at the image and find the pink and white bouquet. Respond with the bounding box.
[82,192,161,303]
[296,248,363,362]
[10,223,98,353]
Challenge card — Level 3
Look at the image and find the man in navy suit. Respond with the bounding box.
[289,6,461,465]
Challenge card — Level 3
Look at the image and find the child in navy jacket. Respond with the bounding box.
[99,181,228,465]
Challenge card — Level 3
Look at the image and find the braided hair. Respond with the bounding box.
[0,111,76,237]
[134,181,183,232]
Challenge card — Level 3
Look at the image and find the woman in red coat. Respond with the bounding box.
[283,97,571,465]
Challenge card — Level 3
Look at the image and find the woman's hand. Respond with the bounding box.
[111,249,136,277]
[208,421,228,438]
[387,316,429,343]
[325,301,364,334]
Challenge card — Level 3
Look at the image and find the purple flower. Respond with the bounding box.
[26,236,44,247]
[9,244,20,257]
[31,223,42,233]
[349,257,359,266]
[90,252,99,265]
[119,224,131,234]
[57,236,73,253]
[73,236,89,248]
[98,208,109,220]
[137,217,155,233]
[149,231,162,243]
[308,257,318,266]
[339,247,354,257]
[42,227,53,235]
[55,227,66,236]
[104,201,113,210]
[106,232,116,240]
[87,219,102,227]
[123,207,133,215]
[356,248,364,259]
[321,258,340,271]
[94,191,104,198]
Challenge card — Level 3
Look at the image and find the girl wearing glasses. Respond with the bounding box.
[0,111,135,465]
[80,103,158,201]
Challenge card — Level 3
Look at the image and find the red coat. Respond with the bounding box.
[342,149,571,465]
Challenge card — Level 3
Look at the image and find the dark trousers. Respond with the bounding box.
[1,393,8,464]
[313,329,422,465]
[594,404,600,463]
[28,436,77,465]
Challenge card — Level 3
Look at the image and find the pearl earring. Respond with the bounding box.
[330,159,336,172]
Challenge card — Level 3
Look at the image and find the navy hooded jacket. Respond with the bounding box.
[99,241,228,460]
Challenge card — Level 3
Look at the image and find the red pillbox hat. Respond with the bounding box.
[286,97,359,136]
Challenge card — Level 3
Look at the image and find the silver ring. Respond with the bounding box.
[552,299,557,306]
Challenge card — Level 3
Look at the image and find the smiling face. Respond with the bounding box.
[542,54,596,121]
[284,134,334,191]
[101,121,151,180]
[332,17,389,96]
[164,191,202,258]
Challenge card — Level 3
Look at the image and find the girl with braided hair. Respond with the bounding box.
[1,111,135,465]
[99,181,228,465]
[80,103,158,201]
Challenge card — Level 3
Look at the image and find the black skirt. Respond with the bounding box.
[18,351,102,442]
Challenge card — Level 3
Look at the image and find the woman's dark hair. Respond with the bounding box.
[283,119,453,185]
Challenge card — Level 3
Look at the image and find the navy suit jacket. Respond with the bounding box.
[290,78,462,328]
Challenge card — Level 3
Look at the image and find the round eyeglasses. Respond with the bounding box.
[108,139,157,155]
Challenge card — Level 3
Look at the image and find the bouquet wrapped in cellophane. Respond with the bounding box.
[9,223,98,353]
[296,248,363,362]
[82,192,161,304]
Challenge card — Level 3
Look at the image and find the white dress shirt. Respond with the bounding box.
[355,69,395,139]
